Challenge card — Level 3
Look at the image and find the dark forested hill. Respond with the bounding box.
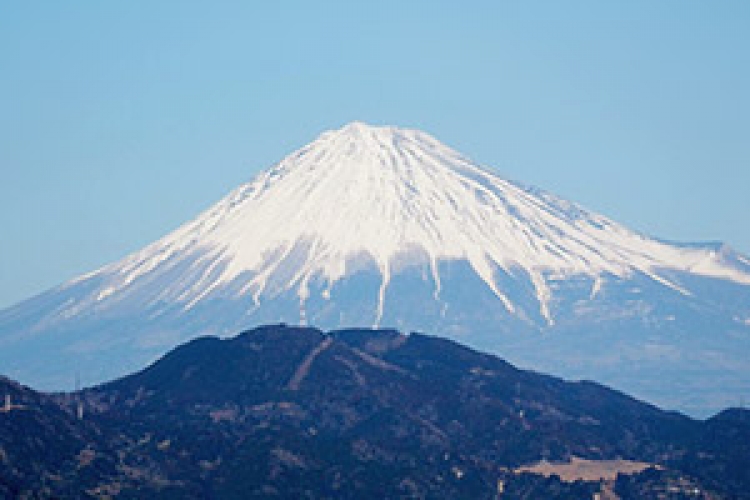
[1,325,748,498]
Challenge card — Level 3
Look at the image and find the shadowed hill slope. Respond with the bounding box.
[1,324,748,498]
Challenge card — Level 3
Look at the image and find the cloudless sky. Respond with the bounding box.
[1,1,749,308]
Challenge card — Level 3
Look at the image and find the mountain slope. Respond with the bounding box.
[1,122,749,415]
[3,325,749,499]
[0,377,124,498]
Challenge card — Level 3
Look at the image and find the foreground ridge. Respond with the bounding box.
[2,325,748,499]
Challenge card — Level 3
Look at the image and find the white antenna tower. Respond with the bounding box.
[2,394,23,412]
[75,372,84,420]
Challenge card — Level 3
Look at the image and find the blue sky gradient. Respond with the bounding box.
[1,1,749,308]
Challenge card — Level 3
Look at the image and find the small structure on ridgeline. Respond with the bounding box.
[1,394,26,413]
[75,373,84,420]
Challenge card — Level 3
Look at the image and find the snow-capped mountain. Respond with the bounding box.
[2,122,749,416]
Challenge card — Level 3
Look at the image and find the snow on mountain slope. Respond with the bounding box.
[2,122,750,416]
[60,122,750,323]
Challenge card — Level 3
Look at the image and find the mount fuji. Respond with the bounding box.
[2,122,750,416]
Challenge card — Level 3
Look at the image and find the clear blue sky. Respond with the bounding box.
[1,1,749,309]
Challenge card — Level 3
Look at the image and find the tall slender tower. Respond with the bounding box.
[75,373,84,420]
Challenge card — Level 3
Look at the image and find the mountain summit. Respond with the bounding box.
[1,122,749,415]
